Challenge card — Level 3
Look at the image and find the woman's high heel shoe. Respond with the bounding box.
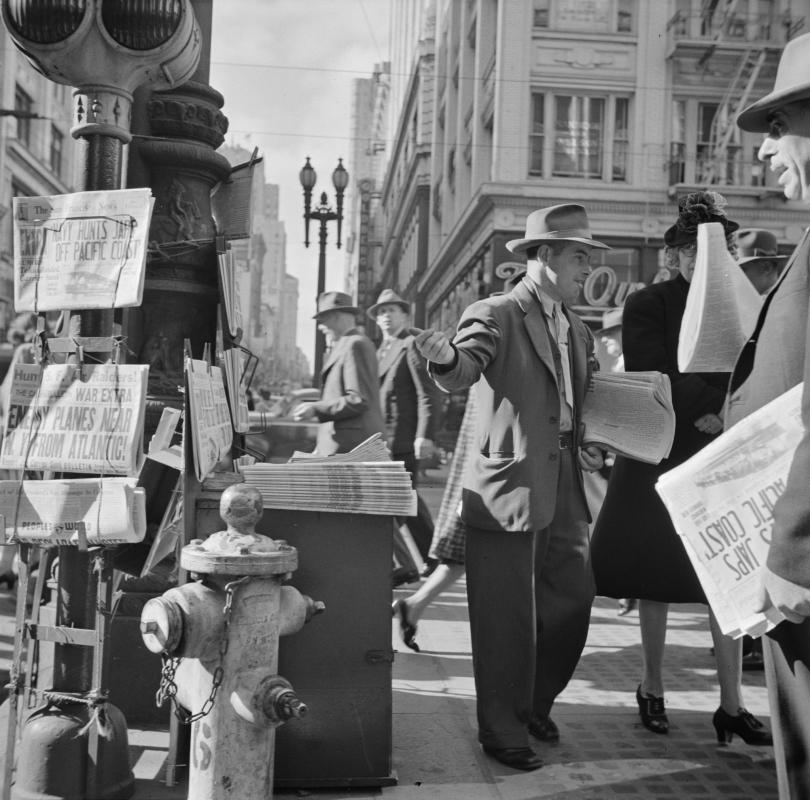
[636,685,669,734]
[392,599,420,652]
[713,707,773,746]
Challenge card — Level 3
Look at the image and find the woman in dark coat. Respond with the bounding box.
[591,192,771,746]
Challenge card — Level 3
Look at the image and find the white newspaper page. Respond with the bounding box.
[0,363,148,475]
[186,358,233,482]
[13,189,154,311]
[582,372,674,464]
[678,222,763,373]
[655,383,803,638]
[0,477,146,545]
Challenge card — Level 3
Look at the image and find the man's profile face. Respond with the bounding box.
[759,101,810,201]
[375,303,408,337]
[543,242,593,305]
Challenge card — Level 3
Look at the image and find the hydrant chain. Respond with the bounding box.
[156,577,250,725]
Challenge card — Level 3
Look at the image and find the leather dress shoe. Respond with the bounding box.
[528,716,560,742]
[482,746,543,771]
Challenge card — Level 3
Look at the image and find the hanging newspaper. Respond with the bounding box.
[0,363,148,475]
[655,383,803,638]
[13,188,154,311]
[186,357,233,482]
[0,478,146,546]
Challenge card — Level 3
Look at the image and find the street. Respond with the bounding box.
[0,463,777,799]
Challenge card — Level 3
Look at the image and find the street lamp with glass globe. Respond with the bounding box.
[299,156,349,386]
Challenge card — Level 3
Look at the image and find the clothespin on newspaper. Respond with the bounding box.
[202,342,212,372]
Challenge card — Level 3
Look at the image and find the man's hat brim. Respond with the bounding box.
[367,299,409,319]
[738,254,788,267]
[738,86,810,133]
[313,306,359,319]
[506,235,609,253]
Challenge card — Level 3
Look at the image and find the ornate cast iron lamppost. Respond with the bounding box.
[299,156,349,386]
[0,2,201,798]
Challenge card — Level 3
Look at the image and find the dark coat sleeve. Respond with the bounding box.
[622,284,726,426]
[404,337,441,440]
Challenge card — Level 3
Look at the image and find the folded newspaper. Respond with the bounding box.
[655,383,802,638]
[582,371,675,464]
[678,222,763,373]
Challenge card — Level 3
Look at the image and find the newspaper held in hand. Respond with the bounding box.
[581,371,675,464]
[655,383,803,638]
[678,222,763,373]
[13,189,154,311]
[0,363,148,475]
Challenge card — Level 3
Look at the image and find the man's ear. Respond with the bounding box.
[537,243,553,264]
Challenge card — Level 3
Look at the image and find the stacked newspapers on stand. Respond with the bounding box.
[655,383,802,638]
[582,371,675,464]
[239,435,416,516]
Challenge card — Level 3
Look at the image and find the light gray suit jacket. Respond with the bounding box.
[429,277,593,532]
[727,230,810,592]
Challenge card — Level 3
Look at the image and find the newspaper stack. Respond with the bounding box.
[288,432,392,463]
[678,222,763,373]
[581,371,675,464]
[655,382,803,638]
[239,459,417,516]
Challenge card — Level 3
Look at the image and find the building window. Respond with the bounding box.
[14,85,33,148]
[529,93,545,175]
[50,126,64,178]
[532,0,635,33]
[531,92,629,182]
[553,95,605,179]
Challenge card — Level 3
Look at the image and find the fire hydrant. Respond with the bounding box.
[140,483,324,799]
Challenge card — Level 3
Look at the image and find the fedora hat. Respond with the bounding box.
[598,307,623,333]
[506,204,609,253]
[738,32,810,132]
[367,288,410,319]
[734,228,788,267]
[313,290,358,319]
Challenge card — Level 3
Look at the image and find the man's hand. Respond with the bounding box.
[755,567,810,624]
[414,329,455,365]
[292,402,317,422]
[415,437,434,461]
[694,413,723,435]
[578,445,604,472]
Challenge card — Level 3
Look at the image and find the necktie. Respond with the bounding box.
[553,303,574,414]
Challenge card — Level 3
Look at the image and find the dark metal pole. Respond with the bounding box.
[313,216,329,385]
[52,133,122,692]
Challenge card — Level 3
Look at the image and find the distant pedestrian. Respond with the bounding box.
[293,291,385,455]
[368,289,442,572]
[734,228,788,296]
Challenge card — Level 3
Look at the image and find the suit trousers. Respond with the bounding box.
[465,448,594,750]
[396,451,435,562]
[764,619,810,798]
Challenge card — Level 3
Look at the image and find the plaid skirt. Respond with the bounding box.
[429,391,476,565]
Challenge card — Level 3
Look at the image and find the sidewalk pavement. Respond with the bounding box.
[0,463,778,798]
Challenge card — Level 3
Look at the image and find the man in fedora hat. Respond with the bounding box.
[293,290,384,455]
[731,31,810,797]
[734,228,788,295]
[415,203,606,771]
[368,289,442,578]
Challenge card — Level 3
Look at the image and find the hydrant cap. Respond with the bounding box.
[220,484,263,529]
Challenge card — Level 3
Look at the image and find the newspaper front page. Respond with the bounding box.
[655,383,802,637]
[186,358,233,482]
[13,189,154,311]
[678,222,763,373]
[0,478,146,545]
[0,363,148,475]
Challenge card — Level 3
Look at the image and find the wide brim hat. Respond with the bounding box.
[664,191,739,247]
[367,288,410,319]
[738,32,810,132]
[506,204,609,253]
[598,308,623,333]
[313,290,359,318]
[734,228,788,267]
